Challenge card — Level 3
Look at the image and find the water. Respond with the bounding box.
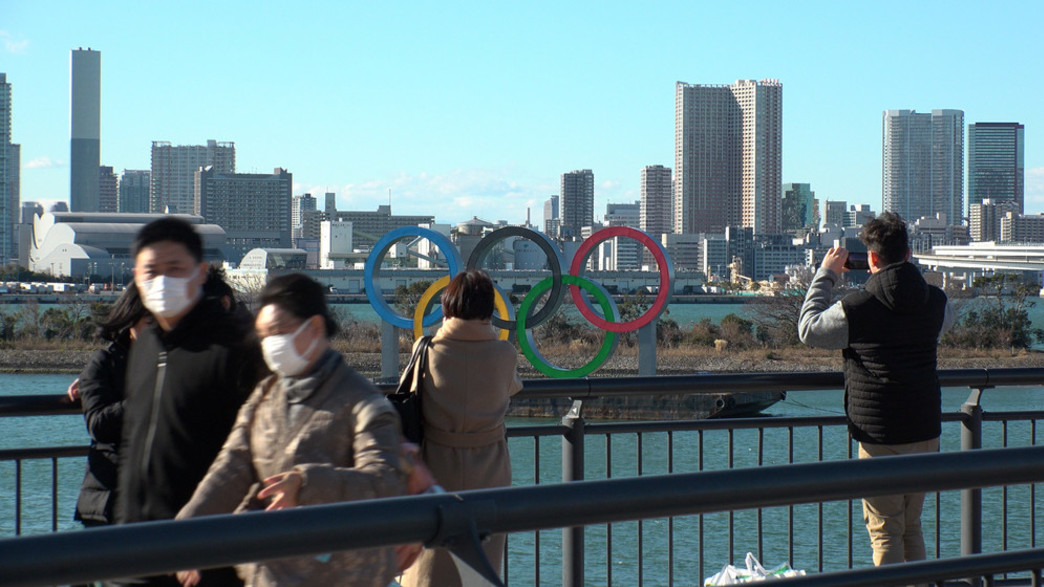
[4,373,1044,585]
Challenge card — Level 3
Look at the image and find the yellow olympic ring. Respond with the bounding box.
[413,275,512,341]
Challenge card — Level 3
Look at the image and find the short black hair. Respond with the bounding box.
[258,273,338,337]
[98,286,149,343]
[441,270,495,321]
[203,264,238,311]
[859,211,909,266]
[132,217,203,262]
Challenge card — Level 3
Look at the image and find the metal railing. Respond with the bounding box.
[2,446,1044,586]
[3,367,1044,586]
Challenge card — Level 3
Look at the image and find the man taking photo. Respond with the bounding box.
[798,211,954,566]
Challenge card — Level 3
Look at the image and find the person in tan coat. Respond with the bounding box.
[176,273,407,587]
[399,270,523,587]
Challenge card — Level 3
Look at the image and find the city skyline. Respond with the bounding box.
[1,1,1043,227]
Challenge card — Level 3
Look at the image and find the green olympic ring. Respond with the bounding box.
[517,274,619,378]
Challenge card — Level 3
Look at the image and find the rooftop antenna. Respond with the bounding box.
[388,188,392,208]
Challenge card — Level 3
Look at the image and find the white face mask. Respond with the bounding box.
[138,267,201,318]
[261,317,319,378]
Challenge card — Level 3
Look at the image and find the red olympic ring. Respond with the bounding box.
[568,226,674,332]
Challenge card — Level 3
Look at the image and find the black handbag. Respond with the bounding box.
[388,336,432,444]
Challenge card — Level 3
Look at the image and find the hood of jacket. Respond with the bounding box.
[864,261,931,314]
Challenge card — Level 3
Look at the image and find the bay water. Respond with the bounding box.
[3,372,1043,585]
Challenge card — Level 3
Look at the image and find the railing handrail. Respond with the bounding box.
[3,367,1041,417]
[2,445,1043,587]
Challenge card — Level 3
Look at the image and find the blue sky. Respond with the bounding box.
[2,1,1042,226]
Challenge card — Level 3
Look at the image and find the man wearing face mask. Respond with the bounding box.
[115,217,266,586]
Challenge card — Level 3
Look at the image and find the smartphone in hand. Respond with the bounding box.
[844,252,869,271]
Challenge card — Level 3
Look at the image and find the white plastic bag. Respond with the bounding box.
[704,552,806,585]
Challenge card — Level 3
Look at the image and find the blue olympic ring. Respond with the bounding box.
[363,226,461,329]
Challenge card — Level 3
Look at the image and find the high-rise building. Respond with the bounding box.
[6,143,19,263]
[882,109,964,225]
[151,139,235,213]
[968,122,1024,215]
[1,72,18,264]
[824,200,847,227]
[543,195,560,237]
[782,183,816,232]
[118,170,150,213]
[70,49,101,212]
[1000,212,1044,244]
[325,192,337,215]
[195,166,292,258]
[98,166,118,213]
[560,169,594,238]
[674,79,782,235]
[292,193,317,233]
[640,165,672,239]
[970,198,1020,242]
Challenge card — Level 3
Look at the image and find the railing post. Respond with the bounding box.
[962,386,986,559]
[381,320,398,382]
[562,399,585,587]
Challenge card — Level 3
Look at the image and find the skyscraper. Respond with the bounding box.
[640,165,672,239]
[781,183,816,232]
[118,170,150,213]
[98,166,118,213]
[1,72,18,264]
[968,122,1024,215]
[151,140,235,213]
[674,79,782,235]
[325,192,337,215]
[70,49,101,212]
[560,169,594,238]
[882,109,964,225]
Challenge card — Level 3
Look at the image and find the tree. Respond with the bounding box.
[393,280,435,318]
[943,273,1044,351]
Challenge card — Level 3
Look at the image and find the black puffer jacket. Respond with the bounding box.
[74,340,129,525]
[116,298,266,526]
[841,262,947,445]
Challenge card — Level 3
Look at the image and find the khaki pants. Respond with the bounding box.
[858,438,940,566]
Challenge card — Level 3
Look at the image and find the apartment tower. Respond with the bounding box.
[674,79,782,235]
[118,170,150,213]
[640,165,673,239]
[560,169,594,238]
[882,109,964,225]
[195,166,292,257]
[968,122,1024,215]
[151,140,235,213]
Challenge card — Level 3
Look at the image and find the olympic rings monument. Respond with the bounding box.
[363,225,675,379]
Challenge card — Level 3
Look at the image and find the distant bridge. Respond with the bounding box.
[916,243,1044,277]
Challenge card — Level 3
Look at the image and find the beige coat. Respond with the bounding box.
[178,350,406,587]
[399,318,523,587]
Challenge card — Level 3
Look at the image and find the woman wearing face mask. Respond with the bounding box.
[175,273,407,587]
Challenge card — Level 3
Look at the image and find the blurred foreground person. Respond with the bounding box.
[399,270,522,587]
[117,217,265,586]
[176,273,407,587]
